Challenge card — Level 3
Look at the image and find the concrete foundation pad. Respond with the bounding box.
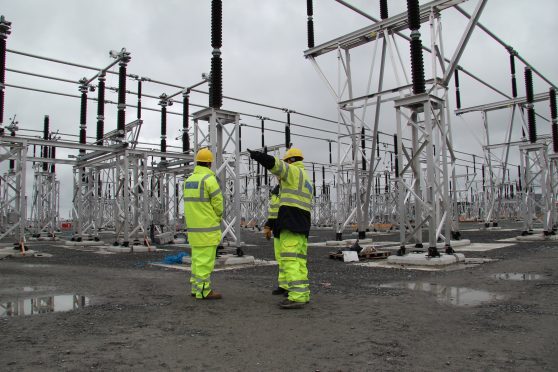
[456,243,516,252]
[515,234,558,242]
[152,258,275,272]
[325,238,374,247]
[0,247,37,258]
[387,252,466,266]
[65,240,105,246]
[182,254,255,266]
[106,245,157,253]
[357,257,495,271]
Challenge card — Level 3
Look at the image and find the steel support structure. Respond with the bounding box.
[519,143,553,235]
[192,108,242,251]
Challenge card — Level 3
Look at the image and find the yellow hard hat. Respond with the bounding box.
[283,147,304,161]
[195,148,214,162]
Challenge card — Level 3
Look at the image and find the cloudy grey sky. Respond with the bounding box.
[1,0,557,216]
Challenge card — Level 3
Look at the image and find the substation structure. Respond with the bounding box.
[1,0,557,250]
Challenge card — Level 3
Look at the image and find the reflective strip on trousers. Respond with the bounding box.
[289,287,309,293]
[188,225,221,233]
[281,252,307,259]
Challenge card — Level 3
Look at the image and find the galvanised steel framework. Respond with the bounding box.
[193,108,242,252]
[304,0,486,254]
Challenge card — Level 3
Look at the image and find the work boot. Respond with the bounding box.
[278,299,307,309]
[272,287,288,295]
[202,290,222,300]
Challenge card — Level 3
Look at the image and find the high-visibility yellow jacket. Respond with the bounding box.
[270,158,313,236]
[183,165,223,246]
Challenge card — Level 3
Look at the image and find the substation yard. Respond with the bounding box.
[0,221,557,371]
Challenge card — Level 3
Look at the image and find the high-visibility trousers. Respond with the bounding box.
[190,245,217,298]
[279,230,310,303]
[273,237,288,290]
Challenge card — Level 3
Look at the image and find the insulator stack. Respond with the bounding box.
[117,52,131,140]
[524,67,536,143]
[406,0,425,95]
[264,146,268,185]
[517,165,522,191]
[285,111,291,148]
[376,133,380,157]
[322,165,326,195]
[50,146,56,173]
[260,118,265,148]
[454,69,461,109]
[509,52,517,98]
[384,173,389,193]
[393,134,399,176]
[96,74,105,145]
[9,127,14,170]
[183,91,190,153]
[79,81,88,154]
[238,125,242,152]
[209,0,223,109]
[482,165,485,191]
[159,95,168,159]
[137,79,142,119]
[550,88,558,153]
[328,141,332,164]
[306,0,315,49]
[380,0,388,19]
[312,163,316,196]
[361,127,366,171]
[42,115,49,171]
[0,16,11,128]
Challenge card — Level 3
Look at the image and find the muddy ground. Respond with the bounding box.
[0,222,557,371]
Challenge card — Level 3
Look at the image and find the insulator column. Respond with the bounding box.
[376,134,380,157]
[42,115,49,171]
[78,79,88,154]
[322,165,326,196]
[0,16,10,130]
[306,0,314,49]
[517,165,522,192]
[137,79,142,119]
[286,111,291,148]
[525,67,536,143]
[328,141,332,164]
[393,134,399,176]
[361,127,366,171]
[96,73,105,145]
[509,50,517,98]
[238,124,242,152]
[454,69,461,109]
[183,90,190,153]
[312,163,316,196]
[550,88,558,153]
[158,94,168,161]
[50,145,56,173]
[406,0,426,95]
[117,51,131,141]
[209,0,223,109]
[380,0,388,19]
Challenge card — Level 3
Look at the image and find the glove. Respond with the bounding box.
[263,226,272,240]
[247,148,263,161]
[247,148,275,169]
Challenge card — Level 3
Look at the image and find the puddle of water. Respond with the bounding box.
[380,282,505,306]
[492,273,545,281]
[0,294,90,317]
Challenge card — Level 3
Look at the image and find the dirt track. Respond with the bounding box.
[1,223,557,371]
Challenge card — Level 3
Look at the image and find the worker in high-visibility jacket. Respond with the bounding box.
[248,147,313,309]
[263,183,287,295]
[184,148,223,300]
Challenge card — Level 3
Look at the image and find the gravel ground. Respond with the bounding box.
[1,222,557,371]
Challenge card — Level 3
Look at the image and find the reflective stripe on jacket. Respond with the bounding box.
[268,193,280,220]
[270,158,313,213]
[183,165,223,246]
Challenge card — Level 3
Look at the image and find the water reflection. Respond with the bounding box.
[492,273,544,281]
[380,282,505,306]
[0,294,89,317]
